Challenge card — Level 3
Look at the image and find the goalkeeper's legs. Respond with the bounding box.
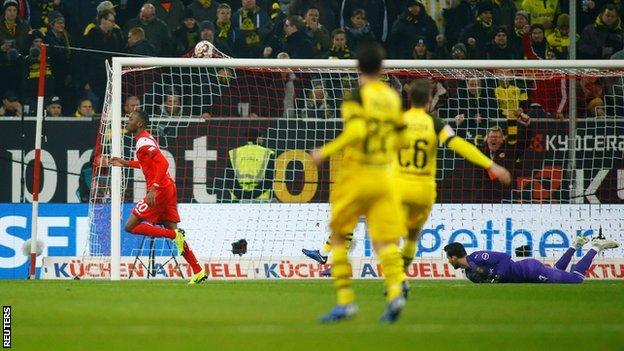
[555,236,590,270]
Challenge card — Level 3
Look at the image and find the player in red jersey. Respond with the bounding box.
[109,110,207,284]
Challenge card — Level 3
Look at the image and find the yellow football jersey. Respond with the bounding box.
[320,80,403,167]
[395,107,493,182]
[394,107,446,181]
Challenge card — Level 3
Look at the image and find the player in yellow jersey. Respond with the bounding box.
[311,43,408,324]
[397,79,511,279]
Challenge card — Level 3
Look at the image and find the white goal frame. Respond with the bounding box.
[109,58,623,280]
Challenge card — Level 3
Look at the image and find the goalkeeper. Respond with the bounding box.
[444,236,619,283]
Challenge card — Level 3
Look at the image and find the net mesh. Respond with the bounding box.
[84,61,624,279]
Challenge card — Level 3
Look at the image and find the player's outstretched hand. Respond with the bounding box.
[109,157,129,167]
[310,149,324,166]
[489,163,511,186]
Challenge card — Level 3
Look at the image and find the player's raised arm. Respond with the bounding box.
[407,79,511,186]
[311,91,367,165]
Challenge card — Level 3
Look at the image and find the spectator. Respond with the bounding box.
[83,1,122,38]
[495,78,528,143]
[546,13,572,59]
[46,95,62,117]
[174,8,200,56]
[471,120,531,203]
[261,2,287,58]
[340,0,391,43]
[23,30,55,106]
[75,97,95,117]
[289,0,339,32]
[82,9,124,108]
[213,3,236,57]
[430,33,451,59]
[412,36,432,59]
[389,0,438,59]
[29,0,65,32]
[580,76,605,118]
[224,128,275,202]
[421,0,458,33]
[451,42,467,59]
[159,91,191,117]
[302,81,333,118]
[486,26,518,59]
[67,0,110,39]
[275,52,298,118]
[324,28,351,58]
[124,95,140,116]
[578,4,624,59]
[0,37,23,99]
[577,1,623,35]
[125,3,171,56]
[187,0,220,23]
[459,1,496,59]
[147,0,186,31]
[343,8,375,53]
[304,7,330,58]
[527,72,568,119]
[508,10,530,58]
[232,0,272,58]
[0,90,22,116]
[523,23,550,59]
[45,11,74,113]
[283,15,314,58]
[0,0,31,54]
[198,20,216,45]
[127,27,157,56]
[585,97,605,118]
[520,0,559,34]
[492,0,517,31]
[444,0,480,47]
[440,78,499,144]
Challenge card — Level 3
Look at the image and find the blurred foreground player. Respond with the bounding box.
[444,236,619,283]
[109,110,207,284]
[311,42,407,324]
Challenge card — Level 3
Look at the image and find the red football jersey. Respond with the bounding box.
[129,130,174,190]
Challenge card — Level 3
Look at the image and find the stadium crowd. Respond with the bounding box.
[0,0,622,119]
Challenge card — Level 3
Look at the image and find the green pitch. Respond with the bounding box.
[3,280,624,351]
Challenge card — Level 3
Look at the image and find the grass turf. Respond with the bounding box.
[2,280,623,351]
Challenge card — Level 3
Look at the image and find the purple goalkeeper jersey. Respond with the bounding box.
[465,250,591,284]
[465,250,543,283]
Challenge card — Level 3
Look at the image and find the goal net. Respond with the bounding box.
[81,59,624,280]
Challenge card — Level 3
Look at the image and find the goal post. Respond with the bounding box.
[84,57,624,281]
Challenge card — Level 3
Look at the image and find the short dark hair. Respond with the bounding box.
[286,15,305,32]
[443,242,467,258]
[331,28,346,39]
[97,9,114,25]
[356,42,385,75]
[408,79,432,107]
[132,109,149,125]
[351,8,366,19]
